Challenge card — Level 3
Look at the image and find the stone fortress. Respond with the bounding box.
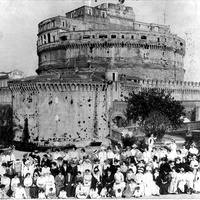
[2,1,200,146]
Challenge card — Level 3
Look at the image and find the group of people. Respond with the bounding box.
[0,136,200,199]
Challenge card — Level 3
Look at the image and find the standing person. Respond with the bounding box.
[11,174,20,194]
[55,171,65,197]
[29,172,39,199]
[107,147,114,164]
[143,166,160,196]
[23,173,33,198]
[113,167,126,197]
[168,140,177,160]
[147,134,157,152]
[98,147,107,166]
[67,159,78,197]
[91,166,102,194]
[44,172,55,196]
[159,170,171,195]
[83,169,92,197]
[168,167,178,194]
[69,147,79,161]
[180,145,188,158]
[102,169,114,196]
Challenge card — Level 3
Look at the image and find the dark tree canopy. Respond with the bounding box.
[125,88,186,138]
[0,105,14,147]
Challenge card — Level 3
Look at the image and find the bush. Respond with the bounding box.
[122,134,147,152]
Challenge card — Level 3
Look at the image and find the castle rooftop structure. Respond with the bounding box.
[37,2,185,81]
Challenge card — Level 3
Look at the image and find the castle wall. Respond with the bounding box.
[10,82,109,146]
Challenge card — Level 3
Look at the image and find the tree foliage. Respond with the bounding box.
[0,105,14,147]
[125,88,186,138]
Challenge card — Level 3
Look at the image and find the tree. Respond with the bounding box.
[125,88,186,139]
[0,105,14,147]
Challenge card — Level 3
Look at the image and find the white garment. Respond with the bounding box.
[14,187,27,199]
[23,164,35,177]
[1,176,10,189]
[189,147,198,155]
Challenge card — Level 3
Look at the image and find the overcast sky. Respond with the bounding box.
[0,0,199,81]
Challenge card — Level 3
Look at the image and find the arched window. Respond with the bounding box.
[141,35,147,40]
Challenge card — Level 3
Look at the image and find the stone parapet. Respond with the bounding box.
[9,81,107,92]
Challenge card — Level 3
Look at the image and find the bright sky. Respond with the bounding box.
[0,0,199,81]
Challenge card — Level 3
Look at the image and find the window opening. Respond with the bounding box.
[141,35,147,40]
[99,34,107,39]
[111,35,116,38]
[83,35,91,39]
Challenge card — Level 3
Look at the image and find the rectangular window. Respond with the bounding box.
[83,35,91,39]
[121,35,124,39]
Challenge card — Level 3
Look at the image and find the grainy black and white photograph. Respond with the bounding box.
[0,0,200,198]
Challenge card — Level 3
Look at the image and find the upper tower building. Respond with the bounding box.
[37,2,185,81]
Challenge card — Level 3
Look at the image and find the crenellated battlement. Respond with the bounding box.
[9,81,107,92]
[139,79,200,89]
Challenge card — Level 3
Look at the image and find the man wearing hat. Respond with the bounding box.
[29,150,41,166]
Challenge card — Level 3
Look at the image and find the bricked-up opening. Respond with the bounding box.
[83,35,91,39]
[99,34,107,39]
[141,35,147,40]
[111,35,116,38]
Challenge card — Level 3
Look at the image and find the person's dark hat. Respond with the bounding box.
[8,161,13,167]
[0,184,5,189]
[93,158,100,162]
[1,163,7,167]
[63,161,68,165]
[57,157,63,161]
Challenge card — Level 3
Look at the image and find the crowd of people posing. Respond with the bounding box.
[0,138,200,199]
